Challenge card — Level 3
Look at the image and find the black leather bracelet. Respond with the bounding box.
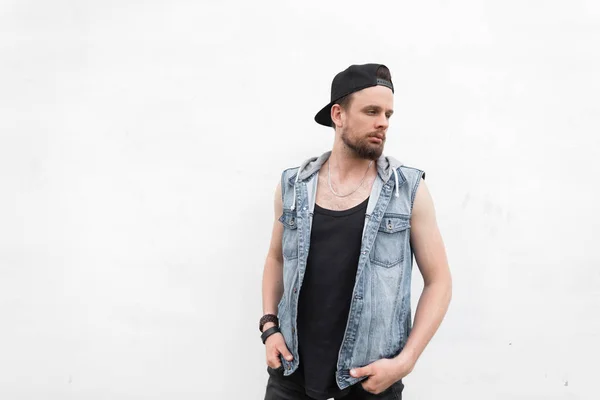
[261,326,281,344]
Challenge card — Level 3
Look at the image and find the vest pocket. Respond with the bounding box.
[369,213,410,268]
[279,210,299,260]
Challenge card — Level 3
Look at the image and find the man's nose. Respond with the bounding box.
[375,113,389,130]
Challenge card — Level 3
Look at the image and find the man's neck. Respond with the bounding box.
[327,144,375,182]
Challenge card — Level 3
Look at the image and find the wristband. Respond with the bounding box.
[261,326,281,344]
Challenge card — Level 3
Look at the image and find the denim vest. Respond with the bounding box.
[276,151,425,390]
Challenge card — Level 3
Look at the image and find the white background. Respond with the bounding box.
[1,1,599,399]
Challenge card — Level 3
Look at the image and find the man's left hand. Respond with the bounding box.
[349,357,412,395]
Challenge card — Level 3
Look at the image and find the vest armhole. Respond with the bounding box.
[410,170,426,212]
[280,170,286,204]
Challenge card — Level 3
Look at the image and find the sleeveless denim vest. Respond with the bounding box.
[276,151,425,390]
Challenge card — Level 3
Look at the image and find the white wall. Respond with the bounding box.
[1,1,598,399]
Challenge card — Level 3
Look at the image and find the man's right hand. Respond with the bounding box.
[264,323,293,368]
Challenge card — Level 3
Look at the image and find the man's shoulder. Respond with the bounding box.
[398,164,426,181]
[280,165,301,181]
[380,154,424,177]
[278,165,302,194]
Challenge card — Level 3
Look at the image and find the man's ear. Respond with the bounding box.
[331,104,343,129]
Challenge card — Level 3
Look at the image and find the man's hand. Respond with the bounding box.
[350,356,413,394]
[265,328,293,368]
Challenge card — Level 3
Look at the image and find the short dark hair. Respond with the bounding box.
[331,65,392,128]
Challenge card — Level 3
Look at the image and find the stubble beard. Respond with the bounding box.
[341,126,384,161]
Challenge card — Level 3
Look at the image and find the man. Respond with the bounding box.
[259,63,452,399]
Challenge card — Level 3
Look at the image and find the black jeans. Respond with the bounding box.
[264,366,404,400]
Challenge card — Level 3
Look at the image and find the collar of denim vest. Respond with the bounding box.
[288,150,406,186]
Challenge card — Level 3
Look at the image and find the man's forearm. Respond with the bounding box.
[395,279,452,369]
[261,255,284,328]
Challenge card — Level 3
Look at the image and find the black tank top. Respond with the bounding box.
[295,197,369,399]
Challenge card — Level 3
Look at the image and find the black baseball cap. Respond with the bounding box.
[314,63,394,127]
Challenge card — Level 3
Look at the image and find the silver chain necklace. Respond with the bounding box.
[327,160,373,198]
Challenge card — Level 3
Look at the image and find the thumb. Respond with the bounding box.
[278,344,294,361]
[350,365,371,378]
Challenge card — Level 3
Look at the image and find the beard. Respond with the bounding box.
[341,127,385,161]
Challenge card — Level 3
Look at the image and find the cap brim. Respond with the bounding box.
[314,102,334,127]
